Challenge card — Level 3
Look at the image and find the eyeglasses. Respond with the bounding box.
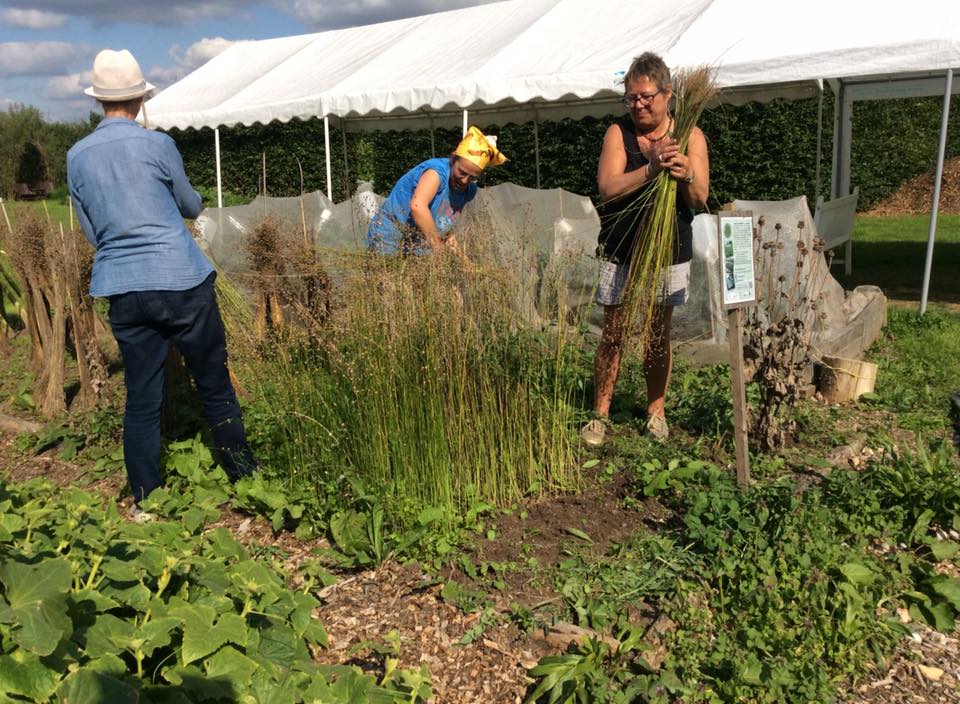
[622,89,662,106]
[452,162,480,183]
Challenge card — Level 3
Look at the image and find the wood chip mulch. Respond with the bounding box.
[865,156,960,216]
[312,561,541,704]
[841,624,960,703]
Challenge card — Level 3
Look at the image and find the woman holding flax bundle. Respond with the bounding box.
[582,52,711,446]
[366,126,507,255]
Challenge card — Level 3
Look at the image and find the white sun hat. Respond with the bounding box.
[84,49,155,101]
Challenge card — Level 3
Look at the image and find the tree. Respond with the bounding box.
[15,141,48,185]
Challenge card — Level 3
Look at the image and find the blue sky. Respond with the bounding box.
[0,0,492,121]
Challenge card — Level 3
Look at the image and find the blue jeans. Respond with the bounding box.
[108,272,256,502]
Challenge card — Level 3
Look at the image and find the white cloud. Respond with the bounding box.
[41,71,99,120]
[5,0,258,25]
[281,0,498,29]
[172,37,236,71]
[147,37,238,90]
[0,8,67,29]
[0,42,91,77]
[44,71,92,100]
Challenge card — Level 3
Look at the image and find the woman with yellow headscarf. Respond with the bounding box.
[366,126,507,255]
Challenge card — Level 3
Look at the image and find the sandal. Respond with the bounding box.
[646,413,669,442]
[580,418,607,446]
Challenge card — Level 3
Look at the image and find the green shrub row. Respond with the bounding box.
[2,91,956,210]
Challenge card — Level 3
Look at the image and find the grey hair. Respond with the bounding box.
[623,52,671,90]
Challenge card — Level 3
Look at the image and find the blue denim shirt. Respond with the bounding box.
[67,117,212,297]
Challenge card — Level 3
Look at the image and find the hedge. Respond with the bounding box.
[53,91,960,212]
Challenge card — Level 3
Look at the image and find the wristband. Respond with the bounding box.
[683,171,694,184]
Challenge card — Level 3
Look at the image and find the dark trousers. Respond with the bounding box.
[108,272,256,502]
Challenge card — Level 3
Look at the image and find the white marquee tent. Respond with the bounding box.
[146,0,960,309]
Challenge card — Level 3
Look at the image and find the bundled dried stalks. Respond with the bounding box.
[62,224,107,410]
[246,215,285,338]
[616,66,717,348]
[5,209,110,417]
[244,215,331,342]
[7,209,67,416]
[743,216,832,452]
[0,208,23,356]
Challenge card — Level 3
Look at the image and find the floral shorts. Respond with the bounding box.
[594,259,691,307]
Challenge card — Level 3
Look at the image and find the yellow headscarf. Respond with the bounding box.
[454,126,508,170]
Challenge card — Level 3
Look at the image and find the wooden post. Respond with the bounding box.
[533,110,541,189]
[0,197,12,234]
[718,211,757,488]
[261,151,267,196]
[727,307,750,487]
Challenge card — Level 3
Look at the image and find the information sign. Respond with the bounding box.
[718,214,756,308]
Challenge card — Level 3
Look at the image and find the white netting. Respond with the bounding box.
[194,185,885,358]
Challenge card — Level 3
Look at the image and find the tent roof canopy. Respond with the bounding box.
[146,0,960,132]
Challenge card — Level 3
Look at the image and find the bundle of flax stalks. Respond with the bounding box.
[616,67,717,346]
[4,207,108,416]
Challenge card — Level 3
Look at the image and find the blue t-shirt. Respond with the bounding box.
[366,157,477,254]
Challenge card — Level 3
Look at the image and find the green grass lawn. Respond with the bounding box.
[835,214,960,303]
[2,196,74,232]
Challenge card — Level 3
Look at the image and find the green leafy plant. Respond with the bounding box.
[0,477,431,703]
[529,449,960,703]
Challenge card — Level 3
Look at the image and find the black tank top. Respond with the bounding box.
[596,116,694,265]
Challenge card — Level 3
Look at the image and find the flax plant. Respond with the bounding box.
[224,221,583,522]
[614,67,717,346]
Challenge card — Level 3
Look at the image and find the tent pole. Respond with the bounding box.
[829,79,842,199]
[462,110,468,137]
[324,115,333,201]
[534,110,541,189]
[814,80,823,203]
[341,118,351,197]
[837,83,853,199]
[429,115,436,157]
[919,68,953,316]
[214,128,223,209]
